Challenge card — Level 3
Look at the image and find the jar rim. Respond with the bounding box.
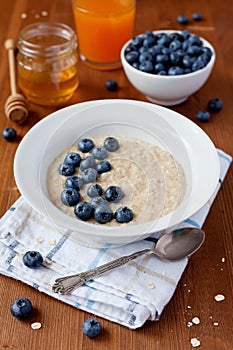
[17,22,77,58]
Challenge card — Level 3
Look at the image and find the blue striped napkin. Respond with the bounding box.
[0,150,231,329]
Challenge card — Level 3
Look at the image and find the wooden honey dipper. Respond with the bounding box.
[4,39,28,124]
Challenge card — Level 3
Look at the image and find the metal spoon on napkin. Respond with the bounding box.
[52,228,205,295]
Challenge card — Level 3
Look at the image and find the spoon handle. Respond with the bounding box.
[52,248,152,294]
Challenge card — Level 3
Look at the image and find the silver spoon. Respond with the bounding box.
[52,227,205,295]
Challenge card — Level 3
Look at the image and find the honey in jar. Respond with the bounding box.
[17,22,79,106]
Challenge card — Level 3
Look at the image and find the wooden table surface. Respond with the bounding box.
[0,1,232,349]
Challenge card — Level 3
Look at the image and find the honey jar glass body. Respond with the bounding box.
[17,22,79,106]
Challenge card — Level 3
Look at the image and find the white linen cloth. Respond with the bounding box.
[0,150,231,329]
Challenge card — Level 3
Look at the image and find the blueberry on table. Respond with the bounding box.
[23,251,43,269]
[115,206,133,223]
[104,137,119,152]
[94,205,113,224]
[78,138,94,153]
[58,162,75,176]
[61,188,80,206]
[105,79,118,91]
[207,98,223,112]
[64,152,81,167]
[105,186,124,202]
[74,202,94,221]
[96,160,112,174]
[177,15,189,25]
[196,110,211,122]
[82,318,102,338]
[87,183,103,198]
[65,176,84,190]
[192,13,202,21]
[2,127,17,142]
[10,297,33,319]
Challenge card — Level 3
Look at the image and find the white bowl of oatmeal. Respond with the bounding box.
[14,99,220,246]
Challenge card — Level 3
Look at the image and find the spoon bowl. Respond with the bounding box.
[52,227,205,294]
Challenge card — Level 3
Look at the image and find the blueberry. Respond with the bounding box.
[149,44,162,56]
[139,52,153,64]
[142,36,156,48]
[10,297,33,319]
[157,70,167,75]
[181,30,191,39]
[104,137,119,152]
[65,176,84,190]
[156,54,169,65]
[82,318,102,338]
[207,98,223,112]
[177,15,189,25]
[169,52,180,65]
[182,55,195,68]
[2,127,17,142]
[139,61,154,73]
[196,110,211,122]
[168,66,184,75]
[78,138,94,153]
[96,160,112,174]
[64,152,81,167]
[157,34,171,47]
[90,196,108,208]
[80,155,96,171]
[105,186,124,202]
[23,251,43,269]
[154,63,166,73]
[82,168,98,183]
[115,206,133,223]
[169,40,182,51]
[131,36,144,48]
[61,188,80,206]
[192,59,206,71]
[74,202,94,221]
[87,183,103,198]
[192,13,202,21]
[92,146,108,160]
[186,45,202,56]
[105,79,118,91]
[94,205,113,224]
[125,51,139,64]
[188,35,202,46]
[58,162,75,176]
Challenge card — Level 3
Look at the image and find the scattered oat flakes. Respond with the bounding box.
[187,321,193,327]
[192,317,200,325]
[31,322,42,330]
[214,294,225,302]
[221,257,225,262]
[36,236,44,243]
[21,13,27,19]
[187,289,191,293]
[17,253,24,259]
[49,239,56,245]
[44,257,52,265]
[34,14,40,19]
[146,282,155,289]
[187,305,192,309]
[41,10,48,16]
[213,322,219,326]
[190,338,201,347]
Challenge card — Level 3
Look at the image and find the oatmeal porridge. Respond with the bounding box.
[47,136,186,226]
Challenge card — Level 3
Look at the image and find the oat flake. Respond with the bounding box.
[21,13,27,19]
[214,294,225,302]
[187,321,193,327]
[146,282,155,289]
[31,322,42,330]
[213,322,219,326]
[190,338,201,347]
[221,257,225,262]
[49,239,56,245]
[36,236,44,243]
[41,10,48,16]
[192,317,200,325]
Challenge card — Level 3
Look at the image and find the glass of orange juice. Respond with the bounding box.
[72,0,136,70]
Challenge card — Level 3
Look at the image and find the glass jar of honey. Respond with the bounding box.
[17,22,79,106]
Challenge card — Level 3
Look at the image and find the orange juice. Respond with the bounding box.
[72,0,136,70]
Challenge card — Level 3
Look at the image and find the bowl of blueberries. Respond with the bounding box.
[121,29,216,106]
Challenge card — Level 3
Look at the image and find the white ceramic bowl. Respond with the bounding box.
[14,100,220,247]
[121,30,216,106]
